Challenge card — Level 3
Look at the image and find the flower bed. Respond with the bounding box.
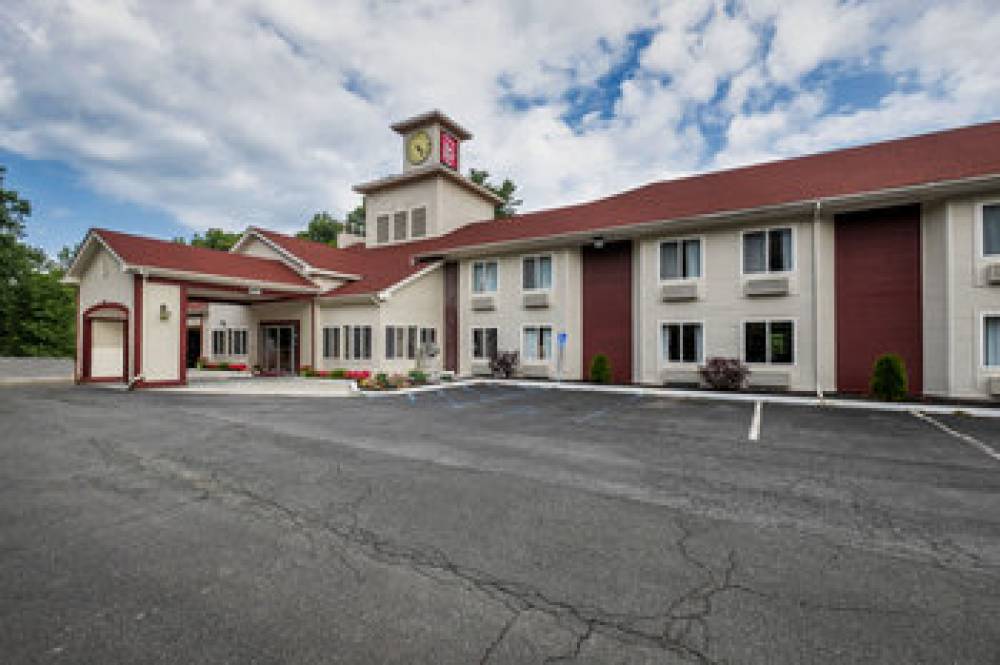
[297,367,429,391]
[198,362,248,371]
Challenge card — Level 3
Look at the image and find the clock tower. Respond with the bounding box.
[353,110,503,248]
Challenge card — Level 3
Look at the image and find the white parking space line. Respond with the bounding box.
[912,411,1000,463]
[748,400,762,441]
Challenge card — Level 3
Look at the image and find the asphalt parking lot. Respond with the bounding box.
[1,384,998,664]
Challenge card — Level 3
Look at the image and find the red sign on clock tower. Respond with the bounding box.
[440,131,459,170]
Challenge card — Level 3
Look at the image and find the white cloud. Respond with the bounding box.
[0,0,998,237]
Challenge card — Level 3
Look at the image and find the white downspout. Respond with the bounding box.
[813,200,824,400]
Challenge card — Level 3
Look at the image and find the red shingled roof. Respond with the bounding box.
[93,229,316,288]
[412,119,1000,254]
[249,228,369,276]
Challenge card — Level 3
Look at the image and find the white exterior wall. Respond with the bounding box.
[365,179,439,246]
[459,248,583,380]
[237,237,292,262]
[944,193,1000,399]
[141,281,181,382]
[203,304,252,364]
[77,245,134,379]
[438,178,495,234]
[636,217,820,391]
[922,202,950,396]
[377,268,445,375]
[316,303,380,372]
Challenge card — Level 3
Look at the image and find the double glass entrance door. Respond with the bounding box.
[261,325,295,375]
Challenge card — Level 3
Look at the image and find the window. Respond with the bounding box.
[472,261,498,293]
[230,329,248,356]
[344,325,371,360]
[985,316,1000,366]
[323,327,340,359]
[472,327,498,360]
[522,255,552,290]
[983,205,1000,256]
[411,207,427,238]
[523,326,553,361]
[407,326,417,359]
[376,215,390,244]
[744,320,794,364]
[661,323,703,363]
[659,239,702,280]
[212,330,226,355]
[743,228,793,274]
[384,326,418,359]
[420,328,436,345]
[393,211,408,241]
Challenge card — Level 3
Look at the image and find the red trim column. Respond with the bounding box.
[73,289,80,384]
[311,299,317,369]
[133,275,143,379]
[179,284,188,385]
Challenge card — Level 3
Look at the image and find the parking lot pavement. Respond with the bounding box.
[1,385,998,664]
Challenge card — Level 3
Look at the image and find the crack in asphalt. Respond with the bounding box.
[479,610,520,665]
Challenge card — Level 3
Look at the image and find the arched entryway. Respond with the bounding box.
[81,302,129,383]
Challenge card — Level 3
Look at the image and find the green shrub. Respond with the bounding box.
[589,354,612,384]
[375,372,389,388]
[408,370,428,384]
[329,368,346,379]
[699,357,750,391]
[218,361,230,371]
[869,353,908,401]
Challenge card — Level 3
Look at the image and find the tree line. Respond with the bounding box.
[0,166,521,357]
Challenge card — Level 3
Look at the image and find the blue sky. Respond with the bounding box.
[1,0,998,257]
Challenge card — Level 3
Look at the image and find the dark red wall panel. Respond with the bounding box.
[444,261,458,372]
[835,204,922,394]
[582,240,632,384]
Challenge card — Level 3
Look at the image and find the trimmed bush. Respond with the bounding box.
[699,357,750,391]
[869,353,908,401]
[375,372,389,388]
[589,354,612,384]
[329,368,346,379]
[408,370,428,384]
[490,351,519,378]
[218,361,230,371]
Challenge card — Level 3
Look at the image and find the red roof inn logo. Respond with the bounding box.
[440,131,458,170]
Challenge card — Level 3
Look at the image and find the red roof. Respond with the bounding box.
[249,228,369,276]
[93,229,316,288]
[413,119,1000,254]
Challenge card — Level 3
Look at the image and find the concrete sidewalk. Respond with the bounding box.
[148,376,358,397]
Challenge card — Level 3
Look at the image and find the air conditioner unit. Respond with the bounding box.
[989,375,1000,397]
[519,362,550,378]
[660,282,698,302]
[471,295,496,311]
[985,263,1000,285]
[747,370,791,390]
[744,276,790,297]
[523,292,550,309]
[660,368,702,386]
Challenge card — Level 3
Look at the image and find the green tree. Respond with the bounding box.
[345,203,365,236]
[297,211,343,247]
[0,166,75,357]
[188,227,241,251]
[469,168,523,218]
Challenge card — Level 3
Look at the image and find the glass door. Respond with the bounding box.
[261,325,295,375]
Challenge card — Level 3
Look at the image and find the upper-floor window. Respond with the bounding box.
[743,228,793,274]
[659,238,702,280]
[983,204,1000,256]
[522,255,552,291]
[393,211,408,241]
[472,261,498,293]
[411,207,427,238]
[376,215,390,244]
[744,320,794,364]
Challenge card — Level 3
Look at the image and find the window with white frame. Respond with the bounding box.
[393,211,408,241]
[472,327,498,360]
[420,327,437,345]
[472,261,498,293]
[661,322,703,363]
[229,329,248,356]
[522,255,552,290]
[343,325,371,360]
[743,228,793,274]
[411,207,427,238]
[376,215,390,244]
[744,320,794,364]
[983,204,1000,256]
[659,239,702,280]
[323,327,340,359]
[385,325,419,360]
[523,325,553,361]
[211,329,226,355]
[985,316,1000,366]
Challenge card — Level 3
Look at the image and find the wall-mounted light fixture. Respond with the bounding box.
[159,303,171,321]
[592,236,605,249]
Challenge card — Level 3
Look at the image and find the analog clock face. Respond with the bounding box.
[406,130,432,165]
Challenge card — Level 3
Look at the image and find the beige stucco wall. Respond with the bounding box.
[438,177,495,235]
[377,268,445,375]
[458,248,583,379]
[922,201,950,396]
[203,303,252,363]
[316,302,380,371]
[237,237,291,262]
[77,245,134,379]
[943,193,1000,398]
[364,178,439,246]
[141,281,181,382]
[636,217,820,391]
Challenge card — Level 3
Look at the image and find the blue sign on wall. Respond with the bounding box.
[557,332,568,347]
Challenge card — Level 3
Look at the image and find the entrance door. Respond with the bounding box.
[91,319,126,379]
[582,240,633,383]
[261,325,296,375]
[186,327,202,368]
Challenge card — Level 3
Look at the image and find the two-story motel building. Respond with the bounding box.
[64,110,1000,400]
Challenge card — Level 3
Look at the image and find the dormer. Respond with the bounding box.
[353,110,503,248]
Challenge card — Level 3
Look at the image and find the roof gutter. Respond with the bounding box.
[123,265,321,293]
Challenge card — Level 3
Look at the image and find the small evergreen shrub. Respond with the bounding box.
[589,354,612,384]
[375,372,389,388]
[869,353,908,401]
[699,357,750,391]
[218,361,230,371]
[329,368,346,379]
[408,370,428,384]
[490,351,519,378]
